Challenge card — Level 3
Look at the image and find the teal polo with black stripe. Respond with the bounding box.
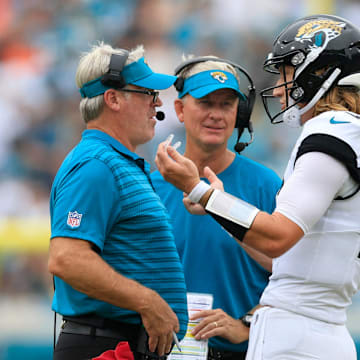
[50,129,188,339]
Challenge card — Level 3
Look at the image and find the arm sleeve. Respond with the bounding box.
[275,152,350,233]
[51,159,119,251]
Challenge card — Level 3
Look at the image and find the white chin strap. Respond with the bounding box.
[282,67,342,128]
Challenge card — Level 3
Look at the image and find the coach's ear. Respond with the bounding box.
[174,99,185,124]
[103,89,122,111]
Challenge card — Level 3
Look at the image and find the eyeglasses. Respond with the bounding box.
[119,88,159,103]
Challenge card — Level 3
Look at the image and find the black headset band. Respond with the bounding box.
[108,51,129,75]
[101,50,130,89]
[174,56,255,92]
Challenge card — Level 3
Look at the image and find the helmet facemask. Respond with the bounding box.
[260,52,306,126]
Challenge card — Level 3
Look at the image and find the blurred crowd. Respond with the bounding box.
[1,0,360,297]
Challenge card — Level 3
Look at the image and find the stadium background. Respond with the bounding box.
[0,0,359,358]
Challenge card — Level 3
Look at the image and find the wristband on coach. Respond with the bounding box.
[187,180,211,203]
[205,189,260,229]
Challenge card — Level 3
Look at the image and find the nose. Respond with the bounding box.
[155,95,163,107]
[272,79,284,98]
[209,106,223,120]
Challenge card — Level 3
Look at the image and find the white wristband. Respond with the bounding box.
[187,180,211,203]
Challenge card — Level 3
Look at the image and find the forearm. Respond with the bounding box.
[242,211,303,258]
[49,237,153,313]
[239,242,272,272]
[200,190,303,258]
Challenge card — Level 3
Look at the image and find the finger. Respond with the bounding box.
[155,142,174,168]
[183,198,206,215]
[196,326,222,340]
[172,141,181,151]
[148,335,159,353]
[193,320,220,340]
[165,145,186,163]
[155,142,166,164]
[203,166,219,184]
[165,332,173,355]
[156,334,168,356]
[190,310,214,320]
[183,197,192,206]
[164,134,174,149]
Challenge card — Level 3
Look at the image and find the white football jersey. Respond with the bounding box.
[261,111,360,324]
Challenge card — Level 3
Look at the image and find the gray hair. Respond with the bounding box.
[177,54,240,83]
[75,42,145,123]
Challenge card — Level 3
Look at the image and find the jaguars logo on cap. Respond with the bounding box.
[211,71,228,83]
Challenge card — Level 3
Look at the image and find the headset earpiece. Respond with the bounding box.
[174,77,185,92]
[101,51,129,89]
[236,99,249,129]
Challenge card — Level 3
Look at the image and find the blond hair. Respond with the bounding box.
[313,86,360,116]
[75,42,145,123]
[177,55,239,82]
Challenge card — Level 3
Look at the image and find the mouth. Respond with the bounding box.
[204,124,224,131]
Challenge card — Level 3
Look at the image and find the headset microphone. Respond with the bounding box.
[156,111,165,120]
[234,122,254,153]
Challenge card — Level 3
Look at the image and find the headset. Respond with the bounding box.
[174,57,256,153]
[100,50,129,89]
[100,50,164,121]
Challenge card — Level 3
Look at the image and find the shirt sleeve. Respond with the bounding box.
[51,158,119,251]
[275,152,350,233]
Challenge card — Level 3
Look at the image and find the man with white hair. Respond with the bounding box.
[48,42,188,360]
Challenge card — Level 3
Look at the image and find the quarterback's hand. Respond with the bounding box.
[155,139,200,194]
[182,166,225,215]
[203,166,224,191]
[190,309,249,344]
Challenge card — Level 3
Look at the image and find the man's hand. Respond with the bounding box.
[139,289,180,356]
[155,140,200,194]
[183,166,225,215]
[183,194,207,215]
[190,309,249,344]
[203,166,224,191]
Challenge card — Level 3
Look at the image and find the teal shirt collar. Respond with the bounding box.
[81,129,150,172]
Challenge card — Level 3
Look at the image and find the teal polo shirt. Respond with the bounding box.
[50,129,188,339]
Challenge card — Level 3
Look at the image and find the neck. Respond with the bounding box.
[87,116,136,152]
[184,143,235,177]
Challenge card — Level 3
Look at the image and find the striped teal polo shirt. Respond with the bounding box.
[50,129,188,339]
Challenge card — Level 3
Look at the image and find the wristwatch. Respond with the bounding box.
[240,313,253,328]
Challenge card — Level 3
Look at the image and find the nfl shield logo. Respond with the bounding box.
[67,211,83,228]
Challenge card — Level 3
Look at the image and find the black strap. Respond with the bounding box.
[208,347,247,360]
[295,133,360,184]
[207,212,248,242]
[295,134,360,199]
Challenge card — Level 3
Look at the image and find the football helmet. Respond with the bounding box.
[260,14,360,127]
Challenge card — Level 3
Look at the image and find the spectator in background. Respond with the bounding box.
[48,42,188,360]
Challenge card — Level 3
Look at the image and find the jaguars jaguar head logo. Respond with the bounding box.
[211,71,228,83]
[295,19,346,49]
